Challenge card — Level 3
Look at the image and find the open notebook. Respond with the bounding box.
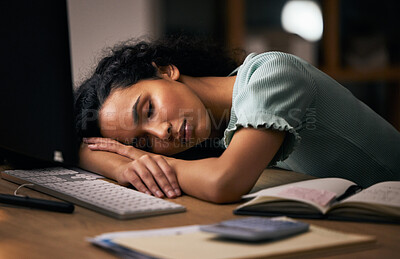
[234,178,400,223]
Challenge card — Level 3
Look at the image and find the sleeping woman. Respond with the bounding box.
[74,36,400,203]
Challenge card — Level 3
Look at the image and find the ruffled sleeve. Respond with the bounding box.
[223,52,316,165]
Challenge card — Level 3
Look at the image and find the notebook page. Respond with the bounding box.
[244,178,355,199]
[240,178,355,212]
[341,181,400,208]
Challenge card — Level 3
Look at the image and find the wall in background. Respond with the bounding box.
[67,0,161,86]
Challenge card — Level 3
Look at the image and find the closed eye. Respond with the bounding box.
[147,100,154,118]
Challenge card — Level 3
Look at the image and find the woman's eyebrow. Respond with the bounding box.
[132,94,142,126]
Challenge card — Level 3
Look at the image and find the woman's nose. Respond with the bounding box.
[146,121,172,141]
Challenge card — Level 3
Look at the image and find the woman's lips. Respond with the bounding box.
[179,119,192,143]
[184,120,191,142]
[179,119,186,142]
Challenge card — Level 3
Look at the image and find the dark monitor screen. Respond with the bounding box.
[0,0,78,166]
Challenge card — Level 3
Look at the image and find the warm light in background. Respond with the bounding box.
[281,0,323,42]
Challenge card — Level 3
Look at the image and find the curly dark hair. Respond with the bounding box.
[73,35,240,143]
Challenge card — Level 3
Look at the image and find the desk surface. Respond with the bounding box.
[0,167,399,259]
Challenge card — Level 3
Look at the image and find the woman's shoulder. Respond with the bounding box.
[238,51,310,79]
[237,51,316,90]
[242,51,301,65]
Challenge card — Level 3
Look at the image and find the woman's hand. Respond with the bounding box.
[83,137,181,198]
[83,137,145,160]
[114,154,181,198]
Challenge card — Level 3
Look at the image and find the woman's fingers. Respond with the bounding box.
[118,156,180,198]
[121,167,152,196]
[84,137,124,151]
[83,137,117,145]
[88,142,129,157]
[140,155,179,198]
[152,156,181,196]
[83,138,181,198]
[129,159,165,198]
[84,137,138,159]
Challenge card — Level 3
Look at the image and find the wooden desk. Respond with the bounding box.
[0,167,399,259]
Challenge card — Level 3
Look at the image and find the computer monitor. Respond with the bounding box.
[0,0,78,167]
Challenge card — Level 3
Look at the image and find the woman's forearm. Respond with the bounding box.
[79,143,131,180]
[168,129,285,203]
[168,157,249,203]
[168,158,217,201]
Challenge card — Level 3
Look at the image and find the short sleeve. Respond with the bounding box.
[223,52,316,164]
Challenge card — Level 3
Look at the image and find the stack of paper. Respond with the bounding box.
[89,217,376,258]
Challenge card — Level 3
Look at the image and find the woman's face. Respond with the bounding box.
[99,77,212,155]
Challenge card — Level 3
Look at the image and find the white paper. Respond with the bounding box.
[244,178,355,199]
[342,181,400,207]
[90,225,200,242]
[240,178,355,212]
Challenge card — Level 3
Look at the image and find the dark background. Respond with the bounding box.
[158,0,400,130]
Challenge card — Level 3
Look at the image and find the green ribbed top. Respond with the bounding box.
[223,52,400,187]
